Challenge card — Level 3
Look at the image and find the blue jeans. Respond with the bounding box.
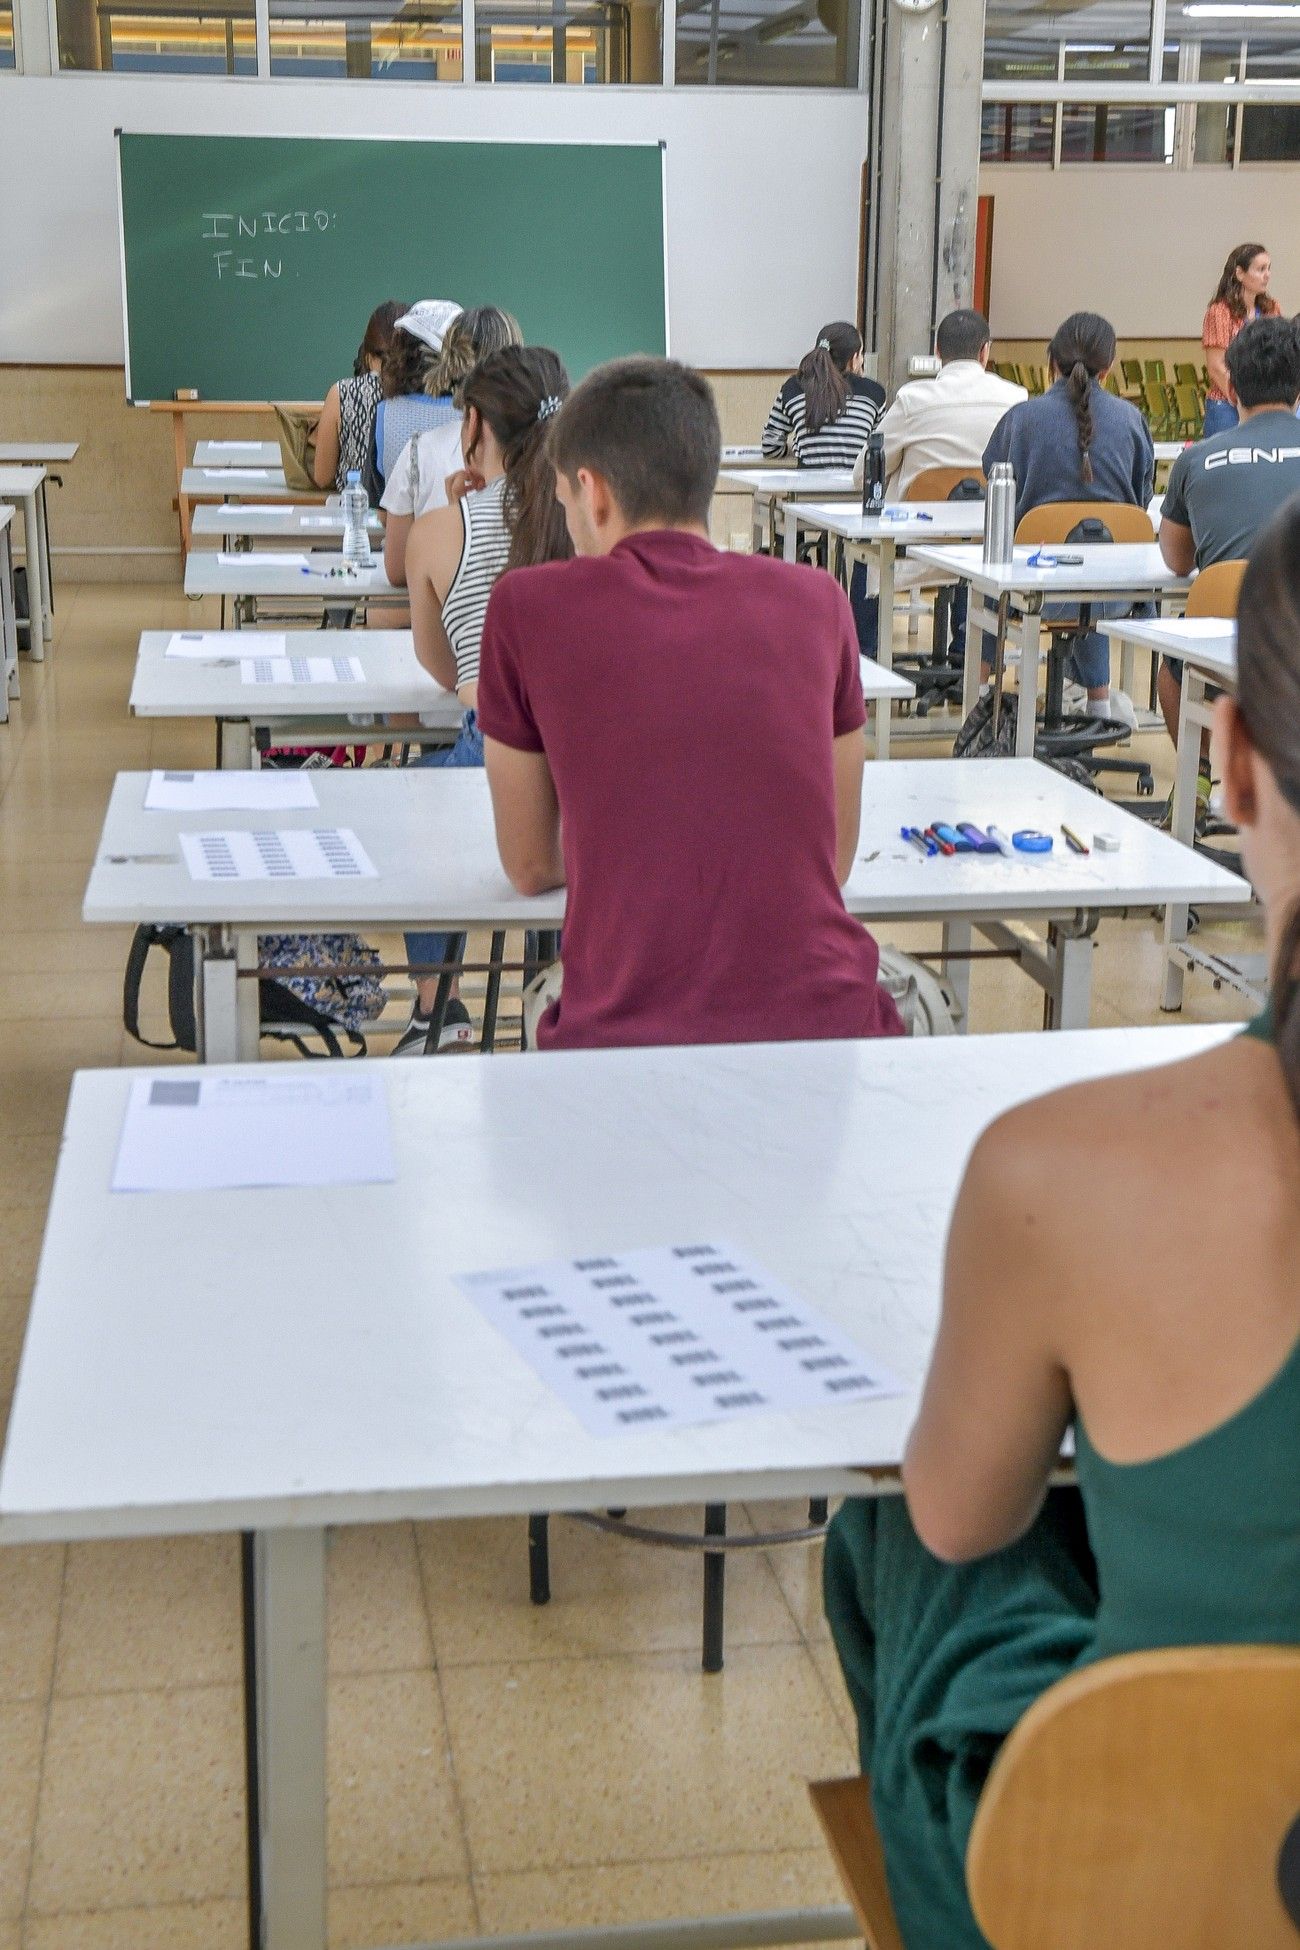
[849,563,878,659]
[406,710,482,981]
[1202,397,1238,438]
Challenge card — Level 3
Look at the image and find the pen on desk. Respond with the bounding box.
[901,826,932,857]
[1061,823,1090,855]
[924,825,957,857]
[986,824,1015,857]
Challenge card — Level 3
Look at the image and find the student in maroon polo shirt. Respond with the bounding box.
[475,356,904,1052]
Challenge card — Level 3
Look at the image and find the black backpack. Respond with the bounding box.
[123,925,367,1060]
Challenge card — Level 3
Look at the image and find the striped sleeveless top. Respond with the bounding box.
[442,475,510,692]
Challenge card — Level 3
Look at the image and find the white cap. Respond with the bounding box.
[394,299,463,354]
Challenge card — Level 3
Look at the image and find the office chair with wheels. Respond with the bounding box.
[1013,501,1156,795]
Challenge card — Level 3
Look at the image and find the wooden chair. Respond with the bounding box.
[1012,501,1156,793]
[811,1646,1300,1950]
[967,1646,1300,1948]
[808,1776,904,1950]
[904,465,985,502]
[1185,556,1246,619]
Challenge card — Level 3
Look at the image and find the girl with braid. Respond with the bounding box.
[981,311,1153,723]
[824,497,1300,1950]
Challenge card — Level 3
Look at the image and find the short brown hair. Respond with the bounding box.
[548,357,721,529]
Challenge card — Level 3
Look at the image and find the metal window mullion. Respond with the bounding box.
[1053,38,1063,166]
[1147,0,1165,86]
[254,0,270,76]
[1232,36,1244,166]
[462,0,476,83]
[15,0,56,75]
[660,0,674,87]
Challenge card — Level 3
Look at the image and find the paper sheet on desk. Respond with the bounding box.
[218,552,310,569]
[457,1241,901,1437]
[112,1073,396,1193]
[204,442,266,452]
[179,827,376,881]
[145,770,319,812]
[240,655,364,685]
[166,631,286,661]
[217,503,293,516]
[210,468,277,481]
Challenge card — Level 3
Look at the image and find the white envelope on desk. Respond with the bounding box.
[217,552,310,569]
[164,630,287,660]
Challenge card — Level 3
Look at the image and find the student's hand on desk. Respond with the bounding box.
[446,468,486,503]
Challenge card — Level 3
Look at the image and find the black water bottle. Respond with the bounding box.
[862,430,885,515]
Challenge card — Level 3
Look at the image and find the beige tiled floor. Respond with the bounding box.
[0,581,1259,1946]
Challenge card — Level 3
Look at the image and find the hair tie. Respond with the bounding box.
[537,394,562,422]
[816,338,832,352]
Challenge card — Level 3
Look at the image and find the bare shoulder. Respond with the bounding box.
[407,502,465,597]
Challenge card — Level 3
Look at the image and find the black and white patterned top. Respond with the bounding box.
[334,373,382,493]
[442,476,511,692]
[761,372,886,470]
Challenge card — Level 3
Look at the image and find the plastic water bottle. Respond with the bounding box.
[341,470,372,569]
[862,431,886,516]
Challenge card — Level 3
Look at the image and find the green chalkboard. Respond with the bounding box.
[116,132,668,402]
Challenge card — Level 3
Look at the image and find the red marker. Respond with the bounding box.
[924,825,957,857]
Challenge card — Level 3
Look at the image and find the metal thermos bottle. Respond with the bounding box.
[862,431,886,515]
[983,462,1015,566]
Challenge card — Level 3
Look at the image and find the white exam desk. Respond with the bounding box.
[193,439,284,469]
[716,468,859,559]
[183,549,402,629]
[0,1023,1234,1950]
[82,759,1249,1061]
[0,506,18,720]
[191,503,383,549]
[0,442,78,609]
[179,466,305,505]
[131,630,913,768]
[908,543,1194,756]
[0,465,51,655]
[1100,616,1254,1011]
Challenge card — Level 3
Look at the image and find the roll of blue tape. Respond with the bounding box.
[1012,829,1053,854]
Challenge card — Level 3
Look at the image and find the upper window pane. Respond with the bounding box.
[58,0,255,69]
[0,0,13,67]
[675,0,860,87]
[984,0,1152,81]
[269,0,463,77]
[981,100,1055,161]
[1060,100,1173,159]
[475,0,661,82]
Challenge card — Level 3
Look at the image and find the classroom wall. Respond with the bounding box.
[0,76,868,371]
[980,164,1300,341]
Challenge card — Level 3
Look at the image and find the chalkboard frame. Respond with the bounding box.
[115,130,670,404]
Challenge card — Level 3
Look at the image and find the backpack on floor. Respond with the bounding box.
[876,946,961,1035]
[953,688,1099,793]
[123,925,381,1058]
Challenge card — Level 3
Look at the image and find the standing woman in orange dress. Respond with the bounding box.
[1202,242,1280,436]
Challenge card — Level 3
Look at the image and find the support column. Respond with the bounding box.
[864,0,987,396]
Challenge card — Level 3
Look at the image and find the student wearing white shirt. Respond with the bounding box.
[851,312,1026,658]
[381,307,522,586]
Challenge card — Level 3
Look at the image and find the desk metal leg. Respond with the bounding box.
[197,930,259,1063]
[940,920,972,1030]
[0,527,18,718]
[1014,609,1039,757]
[15,491,47,662]
[32,483,52,642]
[245,1527,328,1950]
[1161,664,1202,1012]
[872,539,894,760]
[218,719,255,769]
[962,589,984,722]
[782,499,799,563]
[1046,921,1095,1031]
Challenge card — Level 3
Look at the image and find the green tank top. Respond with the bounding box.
[1076,1003,1300,1664]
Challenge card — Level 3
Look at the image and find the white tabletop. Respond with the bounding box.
[191,504,382,541]
[184,550,399,601]
[180,467,300,502]
[717,468,859,499]
[908,542,1192,602]
[1153,441,1190,462]
[129,629,461,724]
[1099,616,1236,686]
[0,1024,1232,1542]
[194,439,283,468]
[0,465,48,494]
[0,442,78,466]
[82,759,1248,932]
[785,501,984,544]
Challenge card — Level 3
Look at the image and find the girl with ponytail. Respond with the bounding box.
[824,494,1300,1950]
[981,309,1152,717]
[761,319,885,468]
[396,344,573,1052]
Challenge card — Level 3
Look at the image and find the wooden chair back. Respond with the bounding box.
[808,1776,905,1950]
[905,465,986,503]
[967,1645,1300,1950]
[1015,501,1154,546]
[1185,557,1247,619]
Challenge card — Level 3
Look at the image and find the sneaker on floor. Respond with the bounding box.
[391,999,474,1055]
[1087,689,1138,730]
[1160,768,1214,833]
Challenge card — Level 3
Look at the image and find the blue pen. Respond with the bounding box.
[901,825,936,857]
